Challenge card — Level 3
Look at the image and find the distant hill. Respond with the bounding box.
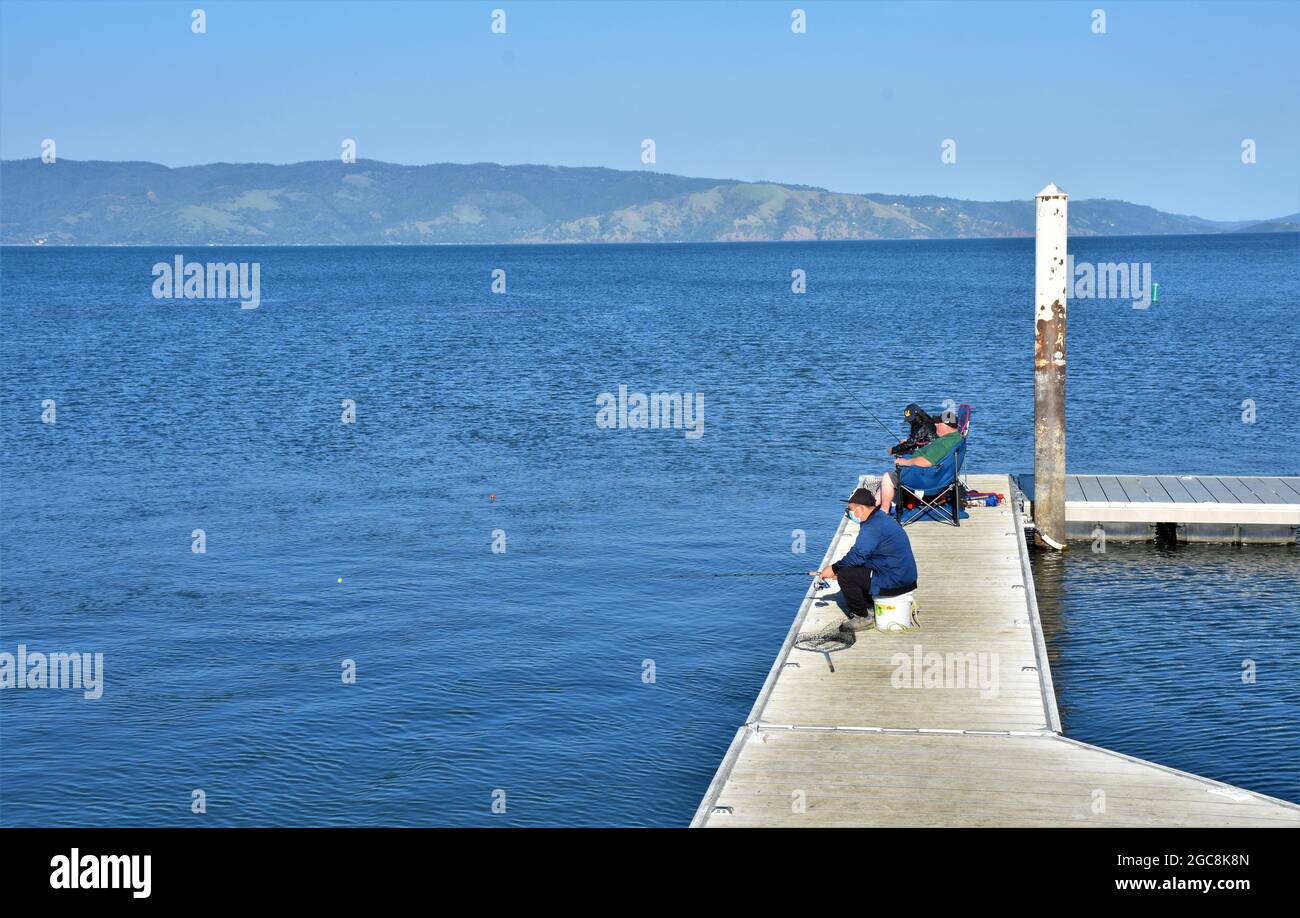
[0,158,1287,245]
[1232,220,1300,233]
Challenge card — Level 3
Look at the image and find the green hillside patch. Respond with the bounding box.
[177,205,243,232]
[447,203,485,224]
[225,190,282,212]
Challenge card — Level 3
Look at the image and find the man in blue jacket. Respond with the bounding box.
[810,487,918,631]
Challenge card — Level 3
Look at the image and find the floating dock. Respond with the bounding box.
[1019,473,1300,543]
[691,473,1300,827]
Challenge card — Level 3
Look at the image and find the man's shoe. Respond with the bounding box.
[840,613,875,633]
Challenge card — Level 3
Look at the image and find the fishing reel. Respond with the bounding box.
[889,403,937,456]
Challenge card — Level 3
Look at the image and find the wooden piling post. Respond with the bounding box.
[1034,183,1068,550]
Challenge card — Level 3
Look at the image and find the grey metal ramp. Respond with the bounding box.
[754,474,1053,733]
[692,473,1300,827]
[694,730,1300,828]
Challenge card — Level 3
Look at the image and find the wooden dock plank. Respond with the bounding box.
[1217,476,1266,503]
[1176,476,1219,502]
[1196,476,1244,503]
[1096,476,1130,502]
[1076,475,1107,502]
[1154,476,1197,503]
[1241,477,1300,504]
[1115,475,1171,502]
[1272,478,1300,501]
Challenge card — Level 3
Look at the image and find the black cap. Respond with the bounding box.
[841,487,878,507]
[903,403,925,419]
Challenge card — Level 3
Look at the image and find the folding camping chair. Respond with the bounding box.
[893,403,971,527]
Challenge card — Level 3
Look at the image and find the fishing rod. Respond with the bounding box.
[659,572,835,591]
[787,442,896,464]
[656,572,817,579]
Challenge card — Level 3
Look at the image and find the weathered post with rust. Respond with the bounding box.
[1034,183,1068,550]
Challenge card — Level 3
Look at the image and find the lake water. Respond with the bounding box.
[1,233,1297,825]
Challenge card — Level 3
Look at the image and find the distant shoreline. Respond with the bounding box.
[3,229,1296,249]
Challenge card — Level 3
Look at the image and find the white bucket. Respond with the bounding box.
[873,591,919,633]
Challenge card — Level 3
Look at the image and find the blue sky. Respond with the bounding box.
[1,0,1296,220]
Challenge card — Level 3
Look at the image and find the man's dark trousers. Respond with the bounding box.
[833,564,918,619]
[833,564,876,618]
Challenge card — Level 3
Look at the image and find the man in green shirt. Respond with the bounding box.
[877,417,962,514]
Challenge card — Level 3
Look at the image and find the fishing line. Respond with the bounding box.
[811,364,901,444]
